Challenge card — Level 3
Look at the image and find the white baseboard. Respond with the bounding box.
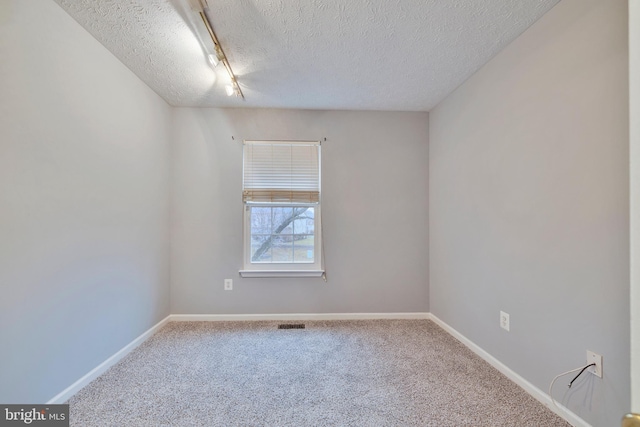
[427,314,590,427]
[47,315,171,404]
[169,312,430,322]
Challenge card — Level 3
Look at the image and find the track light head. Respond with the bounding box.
[207,54,219,68]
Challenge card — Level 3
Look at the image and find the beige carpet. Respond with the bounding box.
[68,320,569,426]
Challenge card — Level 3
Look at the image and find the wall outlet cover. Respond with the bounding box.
[586,350,603,378]
[224,279,233,290]
[500,311,510,332]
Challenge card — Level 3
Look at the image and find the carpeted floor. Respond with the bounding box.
[68,320,570,426]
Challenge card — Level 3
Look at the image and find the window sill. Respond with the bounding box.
[239,270,325,278]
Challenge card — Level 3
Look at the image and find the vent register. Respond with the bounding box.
[278,324,306,329]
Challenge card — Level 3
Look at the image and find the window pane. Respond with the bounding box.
[251,207,272,234]
[251,235,272,262]
[293,207,314,235]
[271,235,293,262]
[249,205,317,265]
[271,207,294,234]
[293,235,314,263]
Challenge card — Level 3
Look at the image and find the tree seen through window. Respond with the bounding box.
[250,206,315,263]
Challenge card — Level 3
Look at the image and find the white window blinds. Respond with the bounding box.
[243,141,320,203]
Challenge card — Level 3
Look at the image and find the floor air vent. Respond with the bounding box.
[278,324,305,329]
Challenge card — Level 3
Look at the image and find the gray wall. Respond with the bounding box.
[171,108,429,314]
[0,0,172,403]
[429,0,629,425]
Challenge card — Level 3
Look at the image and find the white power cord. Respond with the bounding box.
[548,363,593,411]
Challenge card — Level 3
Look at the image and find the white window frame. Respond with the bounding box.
[239,140,323,278]
[240,203,323,278]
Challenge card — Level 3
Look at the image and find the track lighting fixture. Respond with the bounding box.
[190,0,244,99]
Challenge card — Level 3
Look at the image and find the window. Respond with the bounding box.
[240,141,322,277]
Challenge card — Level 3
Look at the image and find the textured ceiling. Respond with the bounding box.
[54,0,560,111]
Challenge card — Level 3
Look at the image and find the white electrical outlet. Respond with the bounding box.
[586,350,603,378]
[500,311,510,331]
[224,279,233,291]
